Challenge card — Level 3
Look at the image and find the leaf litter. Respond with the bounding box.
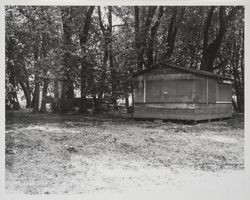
[5,111,244,194]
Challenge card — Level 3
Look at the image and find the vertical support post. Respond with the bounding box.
[143,78,146,103]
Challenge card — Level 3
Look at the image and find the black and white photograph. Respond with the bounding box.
[3,1,249,199]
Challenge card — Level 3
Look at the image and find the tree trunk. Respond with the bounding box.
[238,90,244,113]
[6,36,20,110]
[79,60,88,113]
[134,6,142,71]
[201,6,241,71]
[93,95,102,114]
[78,6,95,114]
[234,82,244,113]
[19,81,31,108]
[233,67,244,113]
[25,79,32,106]
[147,6,164,67]
[134,6,157,71]
[51,80,59,113]
[60,7,75,113]
[232,39,244,113]
[160,7,185,60]
[232,98,237,112]
[98,6,109,98]
[131,88,134,112]
[39,79,49,113]
[125,95,129,108]
[203,6,215,51]
[239,30,244,113]
[108,6,118,110]
[32,42,40,113]
[33,75,40,113]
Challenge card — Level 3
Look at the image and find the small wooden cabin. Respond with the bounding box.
[133,62,233,121]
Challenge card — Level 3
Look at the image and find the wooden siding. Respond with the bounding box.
[208,79,217,103]
[195,78,217,103]
[133,66,232,121]
[134,103,196,120]
[218,83,232,102]
[133,102,232,120]
[146,79,195,103]
[135,103,196,109]
[195,103,232,116]
[194,102,232,120]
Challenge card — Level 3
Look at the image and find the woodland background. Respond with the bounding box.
[5,6,244,114]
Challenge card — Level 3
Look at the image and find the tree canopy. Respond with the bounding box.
[5,5,245,113]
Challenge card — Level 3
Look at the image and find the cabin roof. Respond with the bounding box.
[134,62,233,81]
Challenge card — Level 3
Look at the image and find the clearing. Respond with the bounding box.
[5,111,244,195]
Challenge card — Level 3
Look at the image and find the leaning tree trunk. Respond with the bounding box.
[19,81,31,108]
[18,56,32,109]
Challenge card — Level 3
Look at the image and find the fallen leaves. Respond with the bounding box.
[5,111,244,194]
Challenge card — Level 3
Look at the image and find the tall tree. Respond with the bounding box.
[222,8,244,112]
[201,6,242,72]
[5,35,20,109]
[146,6,164,67]
[160,7,185,60]
[134,6,157,71]
[39,7,54,113]
[107,6,119,109]
[5,6,32,109]
[96,6,109,111]
[5,6,244,114]
[78,6,95,113]
[32,44,40,113]
[61,7,74,101]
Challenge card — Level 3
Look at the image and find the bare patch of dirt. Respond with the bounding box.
[5,111,244,194]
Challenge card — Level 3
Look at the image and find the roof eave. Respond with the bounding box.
[133,62,233,81]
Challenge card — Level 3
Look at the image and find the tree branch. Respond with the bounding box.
[79,6,95,46]
[97,6,106,34]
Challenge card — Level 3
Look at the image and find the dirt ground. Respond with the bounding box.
[5,111,244,195]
